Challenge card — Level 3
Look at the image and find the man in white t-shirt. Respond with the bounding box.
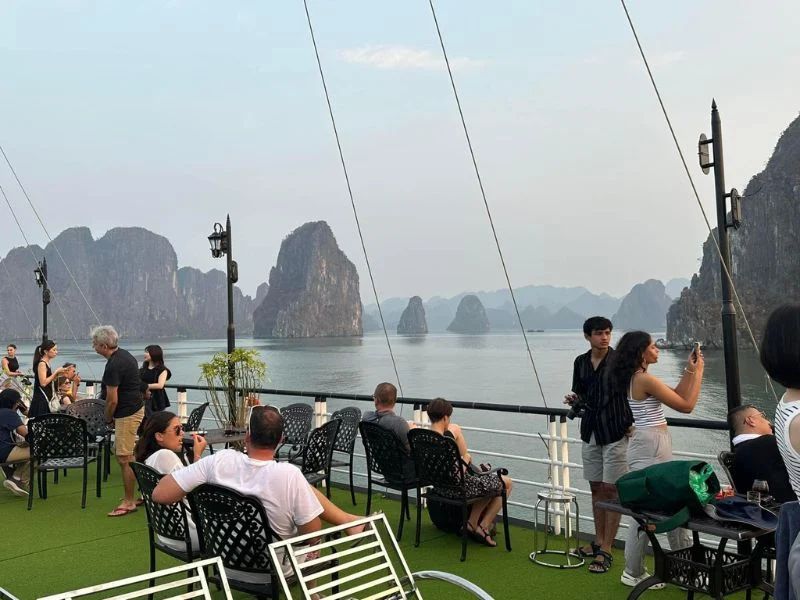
[152,405,361,580]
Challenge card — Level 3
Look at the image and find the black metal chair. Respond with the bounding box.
[130,462,196,572]
[718,450,737,492]
[64,399,112,482]
[188,483,280,600]
[408,428,511,562]
[329,407,361,505]
[290,420,341,491]
[276,403,313,461]
[358,421,421,541]
[28,413,101,510]
[185,402,209,432]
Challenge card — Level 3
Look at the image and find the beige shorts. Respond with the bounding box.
[114,408,144,458]
[582,433,629,484]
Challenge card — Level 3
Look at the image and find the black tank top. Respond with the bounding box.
[5,356,18,372]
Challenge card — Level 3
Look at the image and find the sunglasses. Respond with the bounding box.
[171,425,184,435]
[246,404,281,433]
[744,410,768,424]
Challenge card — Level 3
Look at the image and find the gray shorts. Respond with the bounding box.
[582,434,629,484]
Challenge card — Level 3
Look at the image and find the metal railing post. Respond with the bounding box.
[177,388,188,423]
[315,396,327,427]
[560,416,572,536]
[548,416,562,534]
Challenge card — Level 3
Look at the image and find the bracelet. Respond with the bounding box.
[684,368,696,374]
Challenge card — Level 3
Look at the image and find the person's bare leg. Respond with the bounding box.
[310,486,364,534]
[117,457,137,509]
[582,481,604,554]
[467,498,491,529]
[600,483,622,554]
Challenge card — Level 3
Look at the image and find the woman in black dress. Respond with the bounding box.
[426,397,513,547]
[140,345,171,418]
[28,340,67,419]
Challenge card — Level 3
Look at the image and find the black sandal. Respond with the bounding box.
[576,540,600,558]
[463,522,497,547]
[588,550,613,574]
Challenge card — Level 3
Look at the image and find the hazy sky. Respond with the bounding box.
[1,1,798,302]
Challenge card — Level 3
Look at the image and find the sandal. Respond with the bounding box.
[107,505,138,518]
[588,550,613,574]
[463,522,497,547]
[576,540,600,558]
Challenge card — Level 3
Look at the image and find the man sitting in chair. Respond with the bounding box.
[362,382,416,482]
[152,405,366,583]
[728,404,797,503]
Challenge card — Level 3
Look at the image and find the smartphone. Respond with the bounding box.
[691,342,701,358]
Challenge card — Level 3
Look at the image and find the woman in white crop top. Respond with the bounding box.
[608,331,704,587]
[760,305,800,499]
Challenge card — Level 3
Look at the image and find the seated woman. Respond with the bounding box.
[54,363,82,407]
[425,397,513,547]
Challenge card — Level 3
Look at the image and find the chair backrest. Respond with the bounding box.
[330,406,361,453]
[268,513,419,600]
[359,421,411,483]
[36,557,232,600]
[300,420,341,475]
[130,462,193,555]
[718,450,737,491]
[30,413,88,462]
[280,403,314,446]
[186,402,209,432]
[64,399,107,438]
[188,483,278,583]
[408,429,465,495]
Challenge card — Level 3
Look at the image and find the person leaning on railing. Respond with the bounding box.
[760,304,800,500]
[608,331,704,589]
[425,398,512,548]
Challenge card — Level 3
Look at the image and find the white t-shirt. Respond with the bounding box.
[145,449,199,553]
[171,449,324,581]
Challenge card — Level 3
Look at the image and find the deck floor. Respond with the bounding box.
[2,466,752,599]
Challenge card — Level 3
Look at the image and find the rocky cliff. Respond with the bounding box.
[253,221,362,338]
[397,296,427,334]
[0,227,260,340]
[613,279,672,331]
[447,295,490,334]
[667,113,800,348]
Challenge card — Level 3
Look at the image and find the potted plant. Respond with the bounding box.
[198,348,267,431]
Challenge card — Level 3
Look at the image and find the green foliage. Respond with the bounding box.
[198,348,267,428]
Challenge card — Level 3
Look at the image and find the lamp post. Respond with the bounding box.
[208,215,238,425]
[33,257,50,344]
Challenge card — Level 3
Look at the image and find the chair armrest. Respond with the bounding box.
[412,570,495,599]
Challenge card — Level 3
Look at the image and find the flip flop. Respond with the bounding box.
[135,497,145,507]
[107,505,138,517]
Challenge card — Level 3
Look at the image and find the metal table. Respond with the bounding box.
[183,428,246,462]
[598,499,774,599]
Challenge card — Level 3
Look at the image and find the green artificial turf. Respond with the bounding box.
[1,467,753,599]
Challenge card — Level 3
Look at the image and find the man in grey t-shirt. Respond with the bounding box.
[362,382,415,481]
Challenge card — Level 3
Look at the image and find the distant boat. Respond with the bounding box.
[526,329,545,333]
[655,338,674,349]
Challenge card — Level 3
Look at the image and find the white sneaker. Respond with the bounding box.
[3,478,29,497]
[620,570,666,589]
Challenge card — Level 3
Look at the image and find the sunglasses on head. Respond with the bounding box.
[246,404,281,432]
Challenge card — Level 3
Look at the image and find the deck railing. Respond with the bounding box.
[82,380,730,539]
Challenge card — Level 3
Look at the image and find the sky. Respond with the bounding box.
[0,1,798,302]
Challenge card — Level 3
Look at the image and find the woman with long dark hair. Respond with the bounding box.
[610,331,704,588]
[28,340,68,419]
[140,345,171,418]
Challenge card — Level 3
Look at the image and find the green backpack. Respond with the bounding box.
[617,460,720,533]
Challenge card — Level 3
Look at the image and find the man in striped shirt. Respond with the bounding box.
[565,316,633,574]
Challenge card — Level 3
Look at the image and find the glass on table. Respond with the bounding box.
[747,480,769,504]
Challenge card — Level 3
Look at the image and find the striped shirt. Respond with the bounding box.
[572,348,633,445]
[774,394,800,499]
[628,380,667,428]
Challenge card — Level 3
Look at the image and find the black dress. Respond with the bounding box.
[4,356,19,372]
[140,364,171,417]
[29,363,53,419]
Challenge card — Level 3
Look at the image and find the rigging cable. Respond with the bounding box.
[302,0,405,401]
[0,143,102,327]
[427,0,549,408]
[0,184,100,380]
[619,0,778,400]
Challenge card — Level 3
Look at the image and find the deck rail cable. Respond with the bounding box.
[301,0,405,403]
[427,0,548,408]
[620,0,778,400]
[0,184,100,380]
[0,144,102,328]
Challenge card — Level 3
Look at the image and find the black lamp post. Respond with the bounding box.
[208,215,239,425]
[33,258,50,344]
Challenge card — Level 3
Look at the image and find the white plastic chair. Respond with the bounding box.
[267,513,495,599]
[36,557,231,600]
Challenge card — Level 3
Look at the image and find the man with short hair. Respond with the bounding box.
[565,316,632,575]
[362,382,415,481]
[152,405,364,582]
[92,325,144,517]
[727,404,796,503]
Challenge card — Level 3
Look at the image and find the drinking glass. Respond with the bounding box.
[751,479,770,504]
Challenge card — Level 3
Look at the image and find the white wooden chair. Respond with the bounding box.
[267,513,495,599]
[36,557,231,600]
